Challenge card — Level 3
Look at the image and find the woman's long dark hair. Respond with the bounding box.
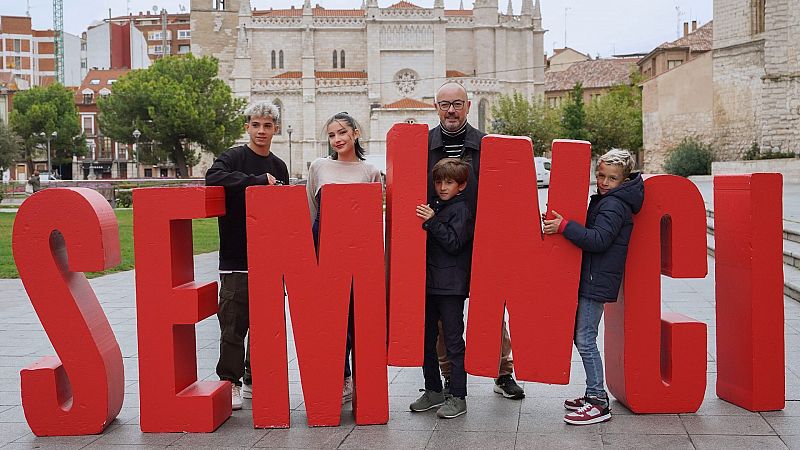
[324,112,366,161]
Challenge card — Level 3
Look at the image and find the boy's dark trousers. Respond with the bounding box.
[423,294,467,398]
[216,272,250,386]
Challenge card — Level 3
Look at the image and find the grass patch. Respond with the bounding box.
[0,210,219,279]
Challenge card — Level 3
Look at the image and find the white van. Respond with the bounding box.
[534,157,551,188]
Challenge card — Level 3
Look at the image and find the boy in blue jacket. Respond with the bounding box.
[410,158,473,419]
[543,149,644,425]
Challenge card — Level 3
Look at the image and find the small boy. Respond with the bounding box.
[543,149,644,425]
[410,158,473,419]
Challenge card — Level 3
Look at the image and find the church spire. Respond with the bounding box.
[459,0,464,9]
[534,0,541,18]
[521,0,532,15]
[434,0,444,8]
[506,0,513,15]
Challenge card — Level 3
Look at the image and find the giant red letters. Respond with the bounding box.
[466,138,590,383]
[134,187,231,432]
[714,174,785,411]
[246,183,387,427]
[605,175,708,413]
[13,188,124,436]
[385,124,429,366]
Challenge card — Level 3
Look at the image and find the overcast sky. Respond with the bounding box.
[3,0,712,58]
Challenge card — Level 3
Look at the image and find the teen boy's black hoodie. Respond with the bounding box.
[562,172,645,303]
[421,194,474,297]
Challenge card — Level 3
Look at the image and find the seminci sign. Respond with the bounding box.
[12,125,785,436]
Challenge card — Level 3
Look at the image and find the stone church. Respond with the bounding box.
[190,0,545,177]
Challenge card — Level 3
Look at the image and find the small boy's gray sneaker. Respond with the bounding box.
[436,396,467,419]
[410,389,446,412]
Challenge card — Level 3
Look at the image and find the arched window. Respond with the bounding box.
[279,50,284,69]
[271,50,276,70]
[340,50,346,69]
[272,99,283,135]
[332,50,338,69]
[478,99,488,132]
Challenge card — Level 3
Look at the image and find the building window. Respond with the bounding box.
[279,50,284,69]
[80,61,87,69]
[178,44,190,54]
[271,50,276,69]
[81,42,87,51]
[83,93,93,104]
[213,0,225,10]
[667,59,683,70]
[148,31,164,41]
[340,50,345,68]
[753,0,766,35]
[144,168,153,177]
[90,79,100,85]
[13,56,22,69]
[83,116,93,135]
[333,50,338,69]
[13,39,22,53]
[178,29,191,40]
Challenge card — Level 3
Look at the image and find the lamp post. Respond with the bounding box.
[286,124,293,179]
[39,131,57,179]
[132,128,141,178]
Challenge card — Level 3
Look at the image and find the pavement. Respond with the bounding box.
[0,180,798,448]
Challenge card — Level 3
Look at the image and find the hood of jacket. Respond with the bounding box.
[601,171,644,214]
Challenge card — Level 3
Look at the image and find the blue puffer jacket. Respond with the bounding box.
[562,172,645,303]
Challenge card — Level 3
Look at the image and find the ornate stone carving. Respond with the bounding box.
[394,69,419,96]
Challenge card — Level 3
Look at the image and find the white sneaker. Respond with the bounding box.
[342,376,353,404]
[231,384,243,410]
[242,383,253,399]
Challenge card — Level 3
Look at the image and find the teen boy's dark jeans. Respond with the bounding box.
[423,294,467,398]
[216,272,250,386]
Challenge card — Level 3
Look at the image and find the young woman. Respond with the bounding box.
[306,112,382,404]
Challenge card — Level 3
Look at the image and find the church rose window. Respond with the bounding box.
[394,69,418,96]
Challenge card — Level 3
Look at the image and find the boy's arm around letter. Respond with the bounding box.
[562,198,628,253]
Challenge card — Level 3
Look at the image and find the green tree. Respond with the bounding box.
[9,84,83,173]
[561,82,591,142]
[98,55,246,177]
[0,121,23,171]
[585,81,643,155]
[490,92,562,156]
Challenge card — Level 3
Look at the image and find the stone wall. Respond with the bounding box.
[642,52,714,173]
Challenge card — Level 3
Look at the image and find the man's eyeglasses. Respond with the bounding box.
[436,100,466,111]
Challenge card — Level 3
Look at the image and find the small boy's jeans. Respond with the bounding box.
[575,296,607,398]
[423,295,467,398]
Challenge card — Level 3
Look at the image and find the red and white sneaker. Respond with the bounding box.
[564,396,588,411]
[563,398,611,425]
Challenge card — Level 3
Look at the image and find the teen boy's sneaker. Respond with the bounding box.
[242,383,253,399]
[409,389,446,412]
[231,384,243,411]
[564,395,588,411]
[436,396,467,419]
[342,376,353,404]
[563,396,611,425]
[493,374,525,399]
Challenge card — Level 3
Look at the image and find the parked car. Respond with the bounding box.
[535,157,551,187]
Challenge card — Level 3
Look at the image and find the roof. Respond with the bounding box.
[76,69,130,100]
[657,21,713,53]
[256,7,365,17]
[388,1,421,8]
[444,9,473,16]
[383,98,435,109]
[272,71,367,79]
[446,70,468,78]
[545,58,639,92]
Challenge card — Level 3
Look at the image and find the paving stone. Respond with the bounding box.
[682,414,775,435]
[691,434,789,449]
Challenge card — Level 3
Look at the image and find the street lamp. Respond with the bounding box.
[39,131,57,178]
[132,129,141,178]
[286,124,293,179]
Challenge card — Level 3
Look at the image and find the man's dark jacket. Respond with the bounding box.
[562,172,645,303]
[427,122,485,215]
[422,194,474,296]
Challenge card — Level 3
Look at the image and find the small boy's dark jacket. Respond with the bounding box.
[562,172,644,303]
[422,194,474,296]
